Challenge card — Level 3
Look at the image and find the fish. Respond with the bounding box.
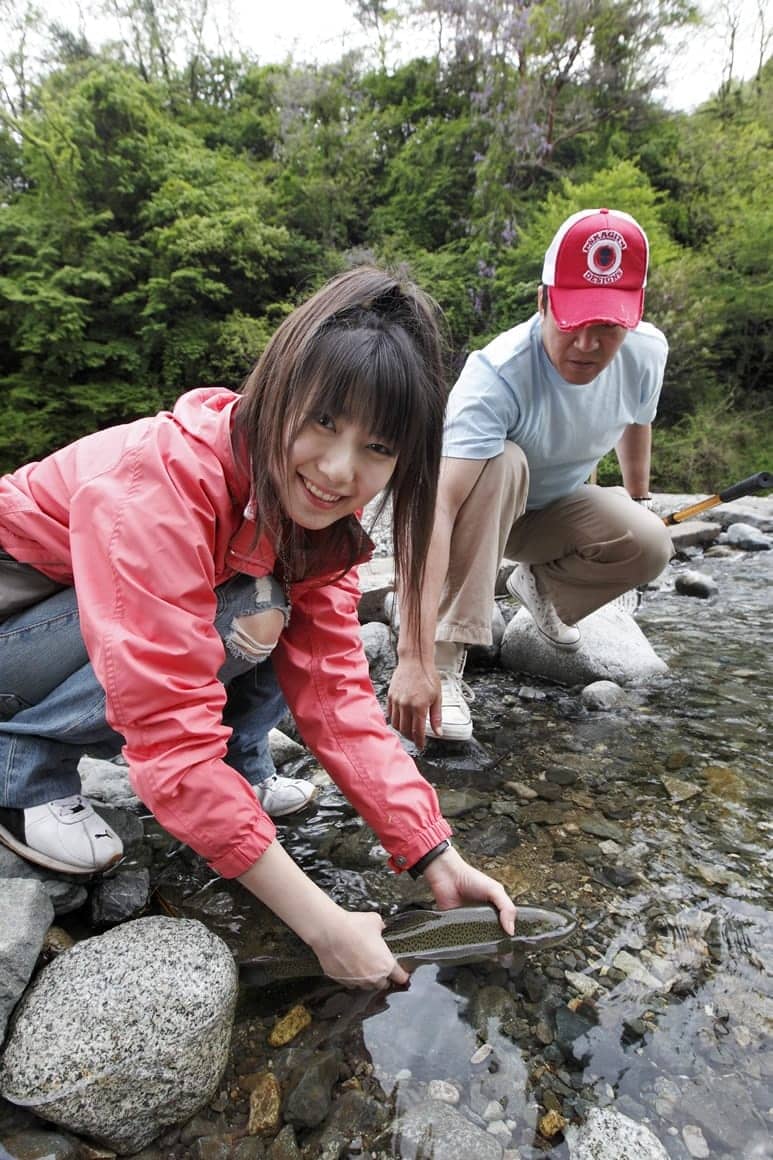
[239,903,577,986]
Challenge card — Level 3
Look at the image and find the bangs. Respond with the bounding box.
[289,326,427,449]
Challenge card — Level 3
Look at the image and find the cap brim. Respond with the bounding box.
[549,286,644,331]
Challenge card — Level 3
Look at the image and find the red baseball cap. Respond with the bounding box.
[542,207,649,331]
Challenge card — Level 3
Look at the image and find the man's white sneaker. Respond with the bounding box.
[507,564,582,651]
[0,795,124,875]
[426,646,474,741]
[254,774,317,818]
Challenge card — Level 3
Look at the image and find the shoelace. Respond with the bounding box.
[520,572,573,633]
[439,671,475,707]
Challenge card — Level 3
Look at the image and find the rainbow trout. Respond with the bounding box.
[240,903,576,985]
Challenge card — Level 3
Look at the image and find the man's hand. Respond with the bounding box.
[388,656,440,748]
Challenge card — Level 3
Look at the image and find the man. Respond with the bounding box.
[388,207,674,746]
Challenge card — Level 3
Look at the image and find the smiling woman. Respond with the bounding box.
[0,262,519,993]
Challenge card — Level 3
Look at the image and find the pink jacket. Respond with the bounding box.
[0,388,451,876]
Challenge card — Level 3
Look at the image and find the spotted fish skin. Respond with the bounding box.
[240,903,576,985]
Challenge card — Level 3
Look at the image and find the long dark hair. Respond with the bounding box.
[233,265,448,648]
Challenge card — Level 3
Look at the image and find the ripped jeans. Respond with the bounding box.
[0,572,289,808]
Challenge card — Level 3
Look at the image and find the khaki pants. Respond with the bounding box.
[437,443,674,647]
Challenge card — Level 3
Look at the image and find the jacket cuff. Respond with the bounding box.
[207,827,276,879]
[387,818,453,874]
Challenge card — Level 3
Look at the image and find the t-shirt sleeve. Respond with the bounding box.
[635,328,669,425]
[442,351,520,460]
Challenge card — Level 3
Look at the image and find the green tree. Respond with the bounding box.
[0,59,295,469]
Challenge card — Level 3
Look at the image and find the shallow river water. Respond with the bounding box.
[209,547,772,1159]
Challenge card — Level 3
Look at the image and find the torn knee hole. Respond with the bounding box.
[226,608,285,663]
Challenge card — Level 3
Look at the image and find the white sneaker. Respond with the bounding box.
[0,795,124,875]
[507,564,582,651]
[426,645,474,741]
[254,774,317,818]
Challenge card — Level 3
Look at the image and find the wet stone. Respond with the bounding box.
[578,814,627,842]
[312,1088,386,1157]
[89,868,150,926]
[674,570,719,598]
[520,801,572,826]
[247,1074,281,1136]
[268,1005,312,1047]
[230,1139,266,1159]
[264,1123,300,1159]
[398,1099,507,1159]
[465,816,520,856]
[553,1004,597,1063]
[534,782,565,801]
[282,1049,340,1129]
[2,1129,80,1159]
[191,1137,233,1160]
[545,766,580,786]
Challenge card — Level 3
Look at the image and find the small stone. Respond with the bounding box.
[682,1124,710,1158]
[247,1072,282,1135]
[427,1079,460,1104]
[581,680,626,710]
[268,1003,312,1046]
[539,1108,567,1138]
[674,570,718,598]
[470,1042,494,1064]
[660,775,702,802]
[565,970,601,999]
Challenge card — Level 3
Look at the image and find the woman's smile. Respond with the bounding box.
[299,475,345,507]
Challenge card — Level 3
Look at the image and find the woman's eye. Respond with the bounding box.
[315,414,335,430]
[368,441,395,457]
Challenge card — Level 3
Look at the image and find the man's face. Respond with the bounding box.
[539,287,628,384]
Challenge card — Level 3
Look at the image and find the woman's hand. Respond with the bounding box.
[237,840,409,990]
[423,845,516,935]
[310,909,409,990]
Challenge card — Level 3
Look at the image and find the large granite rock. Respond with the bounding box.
[0,916,238,1154]
[565,1106,670,1159]
[501,603,668,686]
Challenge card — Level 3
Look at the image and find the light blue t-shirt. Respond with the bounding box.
[443,313,668,510]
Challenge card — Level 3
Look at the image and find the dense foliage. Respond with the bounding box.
[0,0,770,488]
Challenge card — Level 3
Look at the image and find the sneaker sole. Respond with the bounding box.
[506,574,582,652]
[425,721,474,742]
[0,821,123,876]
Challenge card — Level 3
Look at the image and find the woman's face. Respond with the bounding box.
[278,413,398,530]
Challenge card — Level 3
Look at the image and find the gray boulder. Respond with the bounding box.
[0,879,54,1040]
[268,727,306,767]
[668,519,721,551]
[0,846,88,917]
[501,604,667,687]
[78,756,141,811]
[722,522,771,551]
[0,916,237,1154]
[360,620,395,683]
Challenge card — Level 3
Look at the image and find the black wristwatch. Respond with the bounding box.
[408,839,451,879]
